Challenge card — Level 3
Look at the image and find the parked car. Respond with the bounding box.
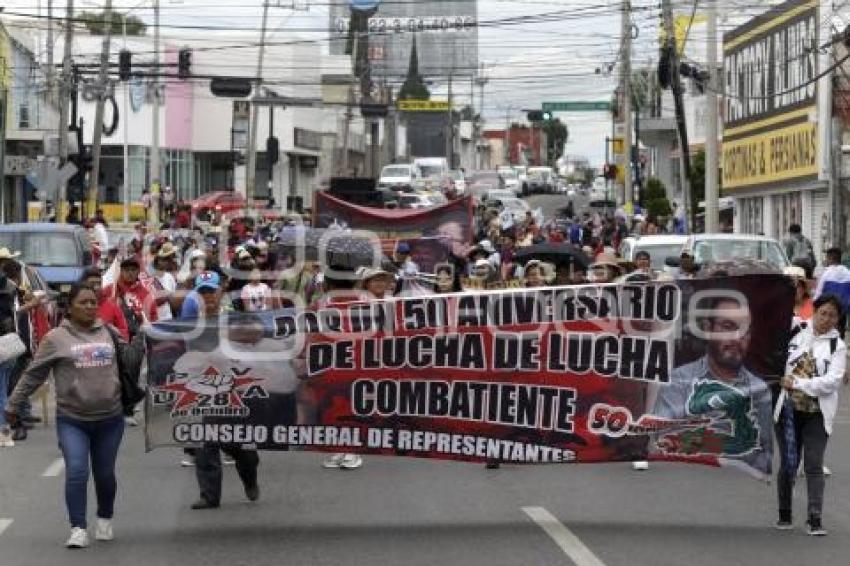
[526,167,555,194]
[467,171,505,203]
[497,167,521,195]
[619,235,688,271]
[683,234,790,272]
[189,190,246,219]
[378,164,421,193]
[413,157,450,191]
[0,223,93,294]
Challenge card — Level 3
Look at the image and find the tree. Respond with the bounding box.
[79,10,147,36]
[643,177,672,220]
[398,37,430,101]
[542,118,568,166]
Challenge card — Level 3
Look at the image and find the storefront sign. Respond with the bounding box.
[721,119,818,189]
[398,100,451,112]
[3,155,37,176]
[722,0,819,190]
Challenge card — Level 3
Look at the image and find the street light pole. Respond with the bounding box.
[148,0,160,226]
[122,14,129,224]
[245,0,270,202]
[704,0,720,233]
[87,0,114,219]
[57,0,75,224]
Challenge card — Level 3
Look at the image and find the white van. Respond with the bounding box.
[413,157,450,190]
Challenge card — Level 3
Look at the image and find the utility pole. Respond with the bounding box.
[662,0,692,230]
[245,0,270,202]
[475,65,488,170]
[704,0,719,233]
[122,13,129,224]
[620,0,633,209]
[57,0,75,223]
[148,0,160,226]
[340,86,353,175]
[87,0,113,218]
[47,0,54,103]
[447,72,453,168]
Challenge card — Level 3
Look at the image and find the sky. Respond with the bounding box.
[1,0,799,166]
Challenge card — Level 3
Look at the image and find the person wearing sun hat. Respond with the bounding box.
[589,253,624,283]
[153,242,180,321]
[356,266,395,299]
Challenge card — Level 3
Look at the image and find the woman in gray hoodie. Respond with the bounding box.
[5,284,127,549]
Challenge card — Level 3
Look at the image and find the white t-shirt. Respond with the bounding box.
[156,271,177,321]
[241,282,272,312]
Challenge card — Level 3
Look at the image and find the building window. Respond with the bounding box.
[18,105,30,128]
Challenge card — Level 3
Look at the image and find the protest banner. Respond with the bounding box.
[145,275,794,479]
[312,192,474,271]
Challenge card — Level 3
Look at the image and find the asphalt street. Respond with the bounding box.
[1,388,849,566]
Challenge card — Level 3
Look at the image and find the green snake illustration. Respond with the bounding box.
[657,379,759,457]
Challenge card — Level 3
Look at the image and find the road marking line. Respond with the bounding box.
[0,519,13,536]
[42,458,65,477]
[522,506,606,566]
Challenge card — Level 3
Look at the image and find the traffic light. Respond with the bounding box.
[210,77,252,98]
[266,136,280,167]
[527,110,552,122]
[118,49,131,81]
[178,48,192,80]
[603,163,618,180]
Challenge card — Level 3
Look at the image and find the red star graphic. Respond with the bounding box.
[160,367,263,415]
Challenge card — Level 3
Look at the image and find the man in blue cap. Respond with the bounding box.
[180,270,225,319]
[394,241,419,277]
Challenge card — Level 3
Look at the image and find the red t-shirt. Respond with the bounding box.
[97,294,130,341]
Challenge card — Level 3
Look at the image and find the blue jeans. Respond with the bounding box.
[56,414,125,528]
[0,360,13,428]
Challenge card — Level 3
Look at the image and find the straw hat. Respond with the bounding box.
[592,253,623,273]
[156,242,179,258]
[0,247,21,260]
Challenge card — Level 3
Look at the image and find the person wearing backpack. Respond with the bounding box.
[784,224,817,279]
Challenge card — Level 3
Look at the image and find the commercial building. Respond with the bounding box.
[722,0,831,258]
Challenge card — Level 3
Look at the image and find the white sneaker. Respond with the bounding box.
[823,466,832,476]
[339,454,363,470]
[180,458,195,467]
[124,416,138,427]
[66,527,89,548]
[0,432,14,448]
[95,519,113,541]
[323,453,345,469]
[222,456,235,466]
[632,461,649,471]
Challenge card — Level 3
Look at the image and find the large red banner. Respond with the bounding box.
[146,276,793,479]
[312,192,474,270]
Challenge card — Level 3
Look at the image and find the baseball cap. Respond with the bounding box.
[194,271,221,291]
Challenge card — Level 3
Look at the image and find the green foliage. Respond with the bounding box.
[644,177,672,219]
[542,118,568,165]
[79,10,147,36]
